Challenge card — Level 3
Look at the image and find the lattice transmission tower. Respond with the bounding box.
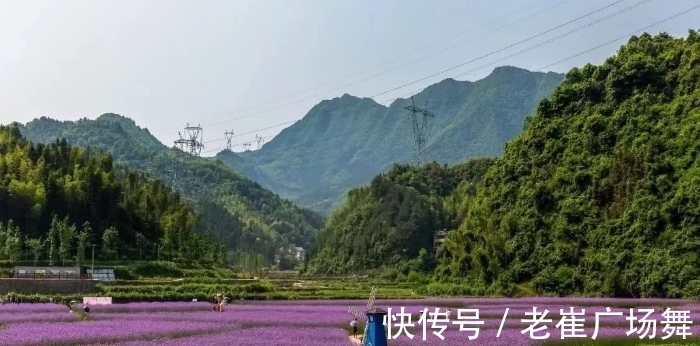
[243,142,251,151]
[224,130,234,151]
[255,135,265,150]
[403,96,435,166]
[173,123,204,156]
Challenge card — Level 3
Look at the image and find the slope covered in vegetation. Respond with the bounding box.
[218,67,564,214]
[436,31,700,298]
[306,159,494,275]
[0,125,224,266]
[18,115,324,264]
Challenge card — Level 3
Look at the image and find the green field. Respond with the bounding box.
[0,261,423,303]
[3,276,427,304]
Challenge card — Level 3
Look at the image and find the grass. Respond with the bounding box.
[1,276,425,303]
[3,262,699,305]
[6,274,699,303]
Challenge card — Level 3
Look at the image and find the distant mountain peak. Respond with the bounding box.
[492,65,525,72]
[96,113,137,125]
[222,64,566,214]
[26,116,62,125]
[437,77,459,84]
[314,93,361,107]
[487,65,541,79]
[303,93,382,121]
[333,93,383,104]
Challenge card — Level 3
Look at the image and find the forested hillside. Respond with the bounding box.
[18,114,324,264]
[0,125,224,265]
[306,158,494,275]
[218,67,565,214]
[435,31,700,298]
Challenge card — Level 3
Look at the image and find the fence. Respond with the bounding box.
[14,267,82,280]
[15,271,82,279]
[0,278,97,294]
[11,268,116,281]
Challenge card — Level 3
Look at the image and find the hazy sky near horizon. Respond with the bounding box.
[0,0,696,155]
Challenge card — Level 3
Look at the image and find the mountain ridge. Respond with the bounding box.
[15,65,565,223]
[0,124,226,266]
[435,31,700,298]
[304,31,700,299]
[17,115,324,262]
[218,66,566,214]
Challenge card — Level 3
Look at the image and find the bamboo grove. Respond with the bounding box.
[0,125,225,266]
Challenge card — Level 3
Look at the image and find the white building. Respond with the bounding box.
[294,247,305,260]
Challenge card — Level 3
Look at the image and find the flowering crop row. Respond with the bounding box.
[0,298,697,345]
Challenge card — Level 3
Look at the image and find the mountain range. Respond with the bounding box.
[306,31,700,299]
[217,66,565,214]
[12,65,565,257]
[16,114,324,263]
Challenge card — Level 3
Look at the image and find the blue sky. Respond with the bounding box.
[0,0,696,155]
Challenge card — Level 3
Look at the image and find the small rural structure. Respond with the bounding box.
[293,247,305,260]
[12,266,116,281]
[433,229,451,250]
[13,266,81,279]
[86,269,116,281]
[0,266,115,294]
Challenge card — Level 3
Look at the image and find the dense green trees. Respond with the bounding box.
[309,30,700,299]
[11,28,698,298]
[18,114,324,265]
[0,125,224,266]
[436,30,700,298]
[306,158,494,275]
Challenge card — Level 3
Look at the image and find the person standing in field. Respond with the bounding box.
[350,318,358,338]
[221,297,228,312]
[213,294,223,312]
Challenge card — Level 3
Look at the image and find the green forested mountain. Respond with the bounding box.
[306,158,494,275]
[0,125,224,265]
[17,114,324,264]
[434,30,700,298]
[306,30,700,299]
[217,66,565,214]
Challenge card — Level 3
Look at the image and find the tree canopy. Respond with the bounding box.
[306,158,494,275]
[18,114,324,266]
[308,30,700,299]
[437,30,700,298]
[0,125,225,266]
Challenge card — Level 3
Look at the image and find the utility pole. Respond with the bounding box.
[224,130,234,151]
[404,96,435,166]
[255,135,265,150]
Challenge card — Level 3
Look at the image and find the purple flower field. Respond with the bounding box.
[0,298,699,345]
